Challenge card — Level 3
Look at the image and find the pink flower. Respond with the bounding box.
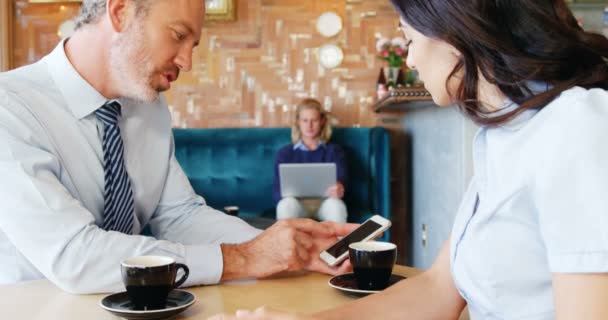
[375,35,408,67]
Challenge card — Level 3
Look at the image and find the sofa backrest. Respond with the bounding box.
[173,127,390,224]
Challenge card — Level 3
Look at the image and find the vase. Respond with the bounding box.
[383,67,401,86]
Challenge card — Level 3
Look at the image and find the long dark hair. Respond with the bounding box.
[390,0,608,126]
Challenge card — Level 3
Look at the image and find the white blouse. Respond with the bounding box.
[450,87,608,319]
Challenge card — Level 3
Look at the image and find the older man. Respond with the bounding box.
[0,0,351,294]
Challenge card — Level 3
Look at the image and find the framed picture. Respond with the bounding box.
[205,0,236,22]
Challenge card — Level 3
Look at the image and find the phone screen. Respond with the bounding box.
[325,219,383,258]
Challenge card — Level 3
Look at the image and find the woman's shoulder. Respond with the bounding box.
[523,86,608,159]
[539,86,608,132]
[554,86,607,108]
[556,86,608,107]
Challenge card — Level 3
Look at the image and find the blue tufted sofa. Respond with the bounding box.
[173,127,391,238]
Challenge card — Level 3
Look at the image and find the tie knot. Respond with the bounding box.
[96,101,122,126]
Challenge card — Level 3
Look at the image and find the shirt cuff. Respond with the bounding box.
[183,244,224,286]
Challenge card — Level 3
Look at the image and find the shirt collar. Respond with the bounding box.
[43,38,112,119]
[293,140,326,151]
[492,81,550,131]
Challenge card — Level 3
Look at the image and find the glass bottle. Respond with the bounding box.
[396,68,406,87]
[603,6,608,38]
[376,68,388,100]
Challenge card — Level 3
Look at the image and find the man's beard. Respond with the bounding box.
[109,20,161,103]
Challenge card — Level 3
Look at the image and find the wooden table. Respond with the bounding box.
[0,265,468,319]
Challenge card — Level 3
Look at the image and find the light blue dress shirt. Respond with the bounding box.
[293,139,325,151]
[450,87,608,319]
[0,40,261,293]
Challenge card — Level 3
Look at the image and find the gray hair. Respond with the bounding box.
[74,0,153,30]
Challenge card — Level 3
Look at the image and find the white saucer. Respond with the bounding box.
[328,273,406,296]
[99,289,195,320]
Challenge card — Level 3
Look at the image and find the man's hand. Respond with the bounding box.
[220,219,357,280]
[208,306,316,320]
[325,182,344,199]
[304,221,354,275]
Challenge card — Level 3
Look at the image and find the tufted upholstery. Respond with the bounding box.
[173,127,391,238]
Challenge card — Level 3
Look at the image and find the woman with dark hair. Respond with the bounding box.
[211,0,608,319]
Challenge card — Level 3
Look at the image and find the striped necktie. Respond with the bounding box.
[96,101,134,234]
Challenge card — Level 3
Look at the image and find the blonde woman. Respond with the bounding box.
[272,99,348,223]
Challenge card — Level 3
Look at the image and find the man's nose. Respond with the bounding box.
[175,46,193,72]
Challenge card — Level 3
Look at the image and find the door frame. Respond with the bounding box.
[0,1,14,71]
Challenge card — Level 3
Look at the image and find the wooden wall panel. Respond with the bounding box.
[8,0,402,129]
[10,0,80,68]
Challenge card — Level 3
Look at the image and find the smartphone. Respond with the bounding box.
[319,215,392,267]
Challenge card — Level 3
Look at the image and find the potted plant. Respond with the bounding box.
[376,36,410,87]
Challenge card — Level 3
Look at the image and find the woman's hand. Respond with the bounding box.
[208,306,317,320]
[325,182,344,199]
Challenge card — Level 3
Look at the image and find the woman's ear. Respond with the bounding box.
[450,44,462,58]
[107,0,132,32]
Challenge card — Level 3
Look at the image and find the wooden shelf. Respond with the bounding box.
[568,2,606,9]
[372,87,434,113]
